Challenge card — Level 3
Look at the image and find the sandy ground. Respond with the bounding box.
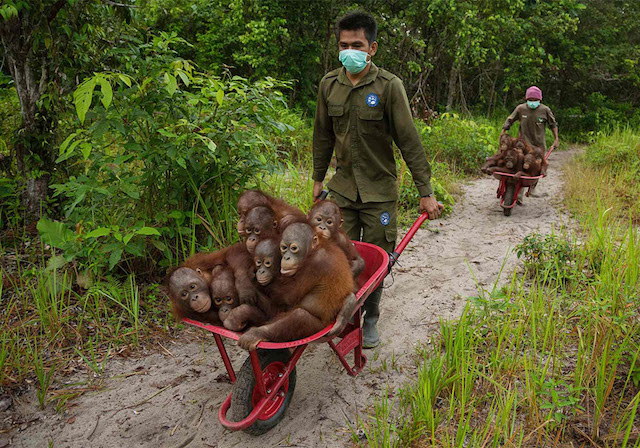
[3,150,576,448]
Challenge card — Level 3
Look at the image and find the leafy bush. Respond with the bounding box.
[585,126,640,177]
[564,126,640,222]
[416,113,500,174]
[397,159,456,225]
[516,232,577,283]
[40,33,297,274]
[0,82,20,166]
[0,177,21,230]
[556,93,640,139]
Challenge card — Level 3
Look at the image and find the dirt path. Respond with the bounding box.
[6,150,576,448]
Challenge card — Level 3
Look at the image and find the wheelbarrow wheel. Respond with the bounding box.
[503,184,515,216]
[230,349,296,435]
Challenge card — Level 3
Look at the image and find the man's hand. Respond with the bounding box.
[312,181,324,202]
[420,196,444,219]
[550,139,559,151]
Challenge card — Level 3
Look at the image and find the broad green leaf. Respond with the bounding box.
[59,133,76,154]
[118,74,132,87]
[55,138,82,163]
[97,77,113,110]
[123,233,134,245]
[80,142,91,160]
[37,218,75,249]
[165,72,178,96]
[45,255,67,272]
[74,76,97,124]
[177,70,190,86]
[152,240,168,252]
[216,89,224,105]
[108,248,123,271]
[137,227,161,236]
[124,240,145,257]
[85,227,111,238]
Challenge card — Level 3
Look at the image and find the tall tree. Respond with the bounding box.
[0,0,130,219]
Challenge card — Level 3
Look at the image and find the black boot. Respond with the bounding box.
[362,286,381,349]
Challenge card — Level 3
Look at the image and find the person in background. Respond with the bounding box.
[502,85,559,152]
[312,11,443,348]
[502,85,559,196]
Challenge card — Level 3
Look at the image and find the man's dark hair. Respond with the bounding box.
[337,11,377,44]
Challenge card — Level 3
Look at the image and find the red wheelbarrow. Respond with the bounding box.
[182,213,430,435]
[492,146,555,216]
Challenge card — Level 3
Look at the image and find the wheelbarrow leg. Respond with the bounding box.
[328,307,367,376]
[497,177,506,198]
[249,350,267,397]
[213,333,236,383]
[354,307,365,372]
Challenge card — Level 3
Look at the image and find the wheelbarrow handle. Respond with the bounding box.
[388,211,432,267]
[314,189,329,202]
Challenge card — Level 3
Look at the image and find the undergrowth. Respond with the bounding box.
[565,126,640,222]
[357,202,640,447]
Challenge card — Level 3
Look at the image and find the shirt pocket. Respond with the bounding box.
[328,104,347,135]
[358,107,385,136]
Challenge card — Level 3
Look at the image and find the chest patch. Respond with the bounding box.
[522,115,528,118]
[366,93,379,107]
[380,211,390,226]
[537,117,544,122]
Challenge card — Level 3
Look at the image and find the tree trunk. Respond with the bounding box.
[0,9,59,221]
[487,74,497,117]
[446,61,459,112]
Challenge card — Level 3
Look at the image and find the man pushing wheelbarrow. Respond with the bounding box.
[501,85,560,200]
[312,11,443,349]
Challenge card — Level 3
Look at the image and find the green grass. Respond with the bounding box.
[358,202,640,447]
[0,249,172,406]
[565,126,640,222]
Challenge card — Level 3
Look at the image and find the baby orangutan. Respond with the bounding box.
[254,238,282,288]
[237,190,307,237]
[485,147,523,175]
[244,206,279,255]
[167,267,222,325]
[209,265,268,331]
[308,200,365,279]
[514,152,547,179]
[238,223,354,350]
[482,134,516,174]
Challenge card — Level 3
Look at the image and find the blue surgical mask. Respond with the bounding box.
[527,100,541,109]
[339,49,370,74]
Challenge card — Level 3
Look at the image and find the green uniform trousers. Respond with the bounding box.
[331,190,396,346]
[330,190,397,252]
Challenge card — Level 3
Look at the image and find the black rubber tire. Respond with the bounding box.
[503,184,515,216]
[230,349,296,436]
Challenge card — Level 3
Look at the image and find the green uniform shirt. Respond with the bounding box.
[313,64,433,203]
[503,103,558,149]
